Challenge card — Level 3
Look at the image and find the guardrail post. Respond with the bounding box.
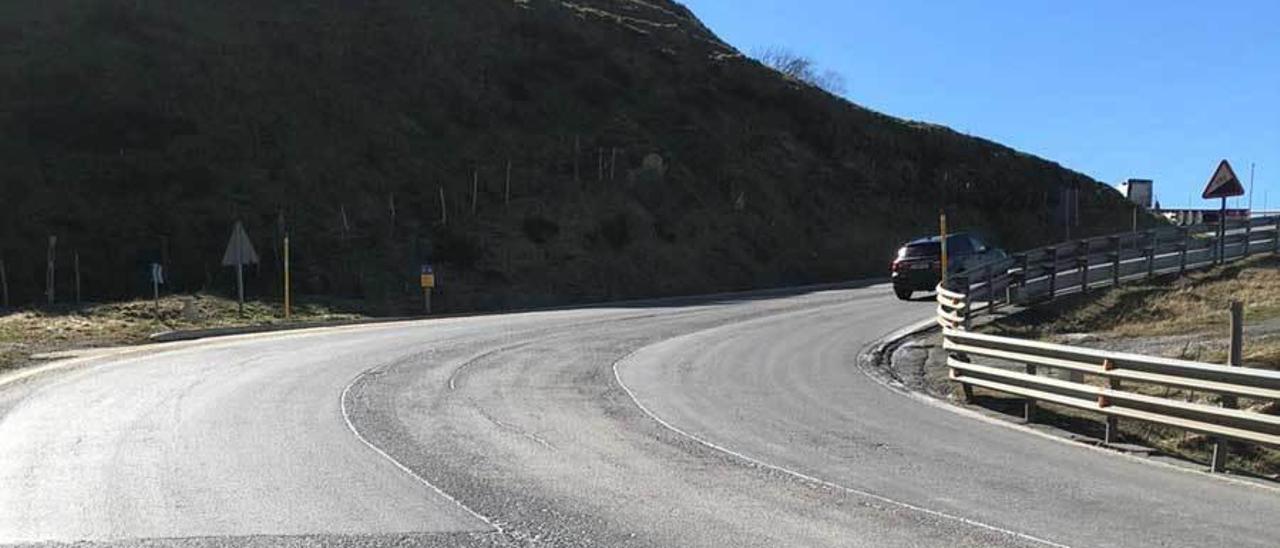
[1179,228,1189,275]
[1009,254,1027,305]
[1017,254,1028,293]
[951,348,975,403]
[962,276,973,330]
[1210,222,1220,265]
[1104,377,1121,445]
[984,265,997,314]
[1244,220,1253,257]
[1274,217,1280,255]
[1078,240,1090,294]
[1024,364,1038,422]
[1109,236,1121,288]
[1047,248,1058,299]
[1146,230,1157,279]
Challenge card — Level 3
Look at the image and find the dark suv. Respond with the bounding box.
[890,233,1006,300]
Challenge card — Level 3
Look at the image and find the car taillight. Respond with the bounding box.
[891,260,903,272]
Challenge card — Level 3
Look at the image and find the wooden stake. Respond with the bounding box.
[610,148,618,180]
[74,252,81,305]
[284,235,291,319]
[471,169,479,215]
[340,204,350,241]
[505,159,512,206]
[597,148,604,182]
[0,256,8,308]
[46,235,56,305]
[438,186,448,226]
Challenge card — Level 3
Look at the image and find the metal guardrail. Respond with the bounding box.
[937,216,1280,468]
[943,330,1280,449]
[944,216,1280,325]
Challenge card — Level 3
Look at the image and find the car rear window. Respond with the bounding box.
[898,236,975,258]
[900,243,940,258]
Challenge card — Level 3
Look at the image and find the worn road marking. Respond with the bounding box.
[613,347,1075,548]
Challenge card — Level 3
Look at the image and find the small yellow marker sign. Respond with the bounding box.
[420,264,436,288]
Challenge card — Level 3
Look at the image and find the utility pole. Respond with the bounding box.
[1248,163,1256,214]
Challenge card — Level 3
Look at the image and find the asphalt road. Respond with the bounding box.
[1,282,1278,547]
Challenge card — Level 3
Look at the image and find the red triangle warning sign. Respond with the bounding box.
[1202,160,1245,199]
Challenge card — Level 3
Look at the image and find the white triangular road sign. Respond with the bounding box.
[221,221,260,266]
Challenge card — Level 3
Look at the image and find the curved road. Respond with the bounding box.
[1,283,1278,547]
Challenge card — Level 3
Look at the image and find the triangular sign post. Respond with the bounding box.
[1202,160,1245,200]
[221,221,259,313]
[1202,160,1245,265]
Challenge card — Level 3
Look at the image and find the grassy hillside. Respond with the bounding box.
[0,0,1143,313]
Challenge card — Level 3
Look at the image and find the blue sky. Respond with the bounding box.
[682,0,1279,210]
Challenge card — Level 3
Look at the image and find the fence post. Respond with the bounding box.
[1146,230,1157,279]
[1078,240,1090,294]
[0,256,7,308]
[1109,236,1122,288]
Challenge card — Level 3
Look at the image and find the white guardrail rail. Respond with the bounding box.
[937,216,1280,470]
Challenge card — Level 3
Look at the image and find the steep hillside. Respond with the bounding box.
[0,0,1142,312]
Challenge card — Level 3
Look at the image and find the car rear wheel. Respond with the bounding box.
[894,286,913,301]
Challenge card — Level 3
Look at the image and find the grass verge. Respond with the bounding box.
[0,294,372,371]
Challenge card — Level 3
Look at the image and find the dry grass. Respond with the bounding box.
[0,294,370,371]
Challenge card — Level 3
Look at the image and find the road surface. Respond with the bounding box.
[1,282,1278,547]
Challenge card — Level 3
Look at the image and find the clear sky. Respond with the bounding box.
[682,0,1279,211]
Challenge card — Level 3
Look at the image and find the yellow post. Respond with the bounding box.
[940,211,949,284]
[283,234,291,319]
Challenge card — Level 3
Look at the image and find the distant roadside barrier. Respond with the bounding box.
[942,216,1280,329]
[937,216,1280,472]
